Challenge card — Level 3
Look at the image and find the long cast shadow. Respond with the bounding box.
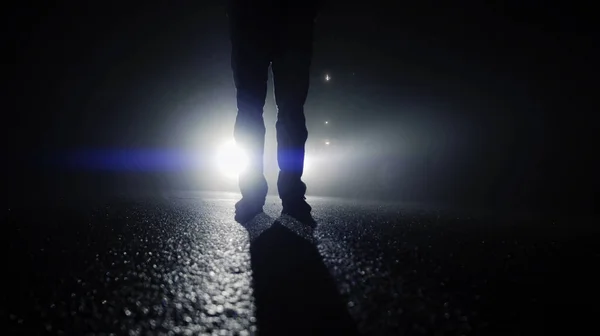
[247,219,359,335]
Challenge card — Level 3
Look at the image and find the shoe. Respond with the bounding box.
[281,197,315,226]
[235,197,264,224]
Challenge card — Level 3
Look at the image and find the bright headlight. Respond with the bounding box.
[215,140,247,179]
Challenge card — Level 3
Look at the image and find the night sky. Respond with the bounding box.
[8,1,598,213]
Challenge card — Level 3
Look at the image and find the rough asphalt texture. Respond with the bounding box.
[4,192,599,335]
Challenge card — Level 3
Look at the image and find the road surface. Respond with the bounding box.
[4,192,599,335]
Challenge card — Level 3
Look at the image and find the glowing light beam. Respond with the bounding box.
[215,140,248,179]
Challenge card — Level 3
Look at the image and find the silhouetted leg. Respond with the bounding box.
[272,8,315,203]
[228,3,272,203]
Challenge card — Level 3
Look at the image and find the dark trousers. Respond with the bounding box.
[228,0,317,201]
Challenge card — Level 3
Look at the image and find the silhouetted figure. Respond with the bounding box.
[228,0,319,224]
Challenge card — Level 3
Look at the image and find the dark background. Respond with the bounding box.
[6,1,598,214]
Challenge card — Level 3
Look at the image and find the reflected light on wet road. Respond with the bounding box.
[6,191,598,335]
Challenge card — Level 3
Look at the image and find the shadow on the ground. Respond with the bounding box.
[246,219,359,335]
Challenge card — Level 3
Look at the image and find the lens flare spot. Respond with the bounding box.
[216,140,248,179]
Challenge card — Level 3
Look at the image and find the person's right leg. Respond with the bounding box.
[228,1,272,222]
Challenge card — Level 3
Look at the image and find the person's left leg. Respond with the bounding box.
[271,5,317,223]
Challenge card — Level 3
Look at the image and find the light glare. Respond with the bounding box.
[215,140,247,179]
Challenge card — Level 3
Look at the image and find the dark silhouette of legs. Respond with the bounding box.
[228,1,317,223]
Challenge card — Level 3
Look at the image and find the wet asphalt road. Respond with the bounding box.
[4,192,599,335]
